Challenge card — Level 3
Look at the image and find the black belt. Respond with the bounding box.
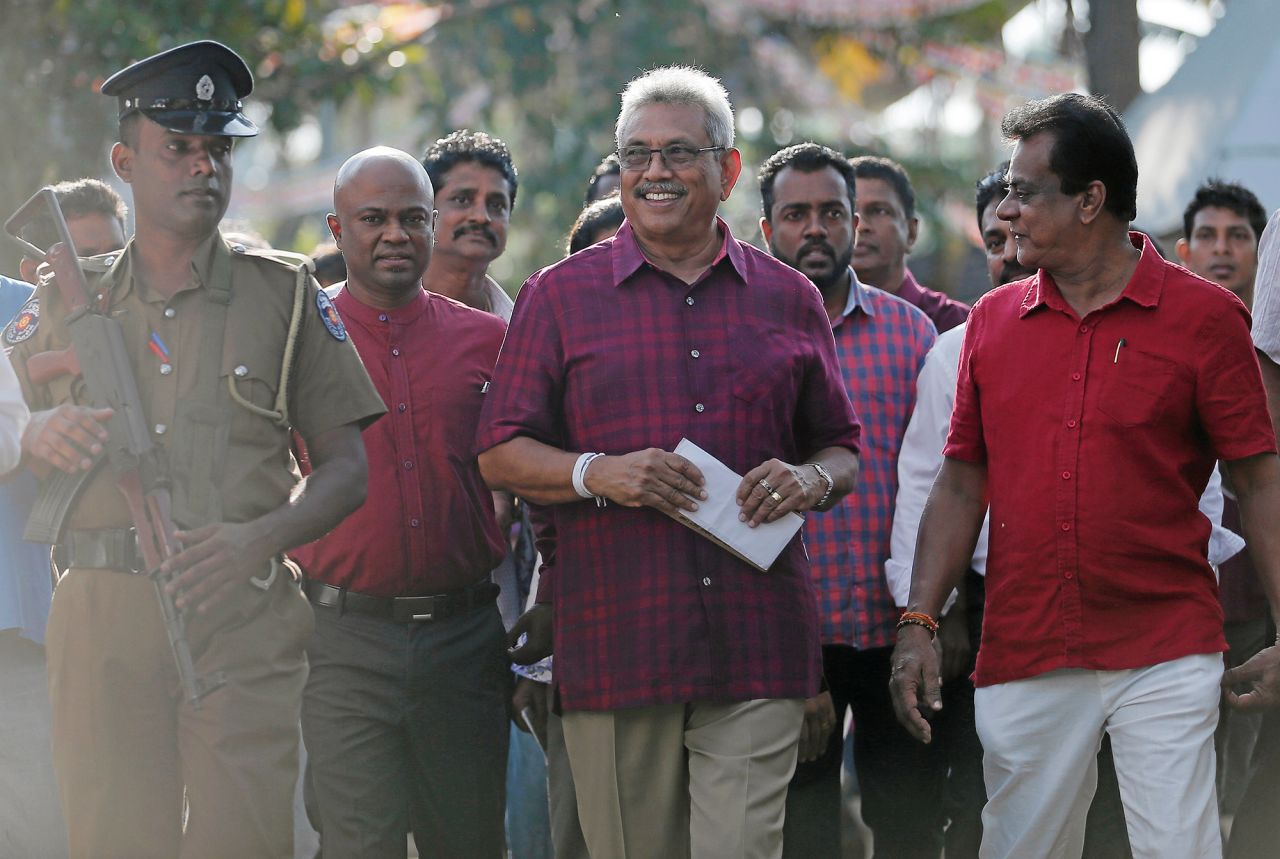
[302,579,499,623]
[57,528,145,573]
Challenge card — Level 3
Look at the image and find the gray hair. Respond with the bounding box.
[615,66,735,150]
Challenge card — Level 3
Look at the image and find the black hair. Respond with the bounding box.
[584,153,621,204]
[20,178,128,255]
[757,143,857,221]
[975,162,1011,232]
[421,129,519,208]
[848,155,916,220]
[1181,179,1267,243]
[566,196,625,256]
[1000,93,1137,222]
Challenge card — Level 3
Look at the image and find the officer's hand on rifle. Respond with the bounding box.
[162,520,272,615]
[21,404,113,475]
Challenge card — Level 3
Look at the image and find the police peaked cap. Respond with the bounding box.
[101,40,258,138]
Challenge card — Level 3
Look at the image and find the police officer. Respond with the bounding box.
[8,41,385,858]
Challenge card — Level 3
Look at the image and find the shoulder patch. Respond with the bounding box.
[316,290,346,341]
[4,298,39,345]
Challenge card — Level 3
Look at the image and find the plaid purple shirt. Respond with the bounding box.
[476,219,861,711]
[806,273,936,649]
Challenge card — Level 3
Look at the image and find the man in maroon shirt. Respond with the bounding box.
[291,147,510,857]
[850,155,970,333]
[477,66,861,859]
[889,93,1280,859]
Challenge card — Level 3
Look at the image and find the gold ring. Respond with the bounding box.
[758,479,774,494]
[769,490,784,504]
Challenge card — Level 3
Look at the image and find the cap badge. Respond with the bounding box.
[196,74,215,101]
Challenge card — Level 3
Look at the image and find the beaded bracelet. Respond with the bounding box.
[896,610,940,638]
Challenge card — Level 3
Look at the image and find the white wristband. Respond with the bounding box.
[572,452,602,499]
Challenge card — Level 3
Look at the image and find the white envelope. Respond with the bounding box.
[673,438,804,572]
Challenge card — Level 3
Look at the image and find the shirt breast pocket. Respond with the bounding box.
[222,356,284,439]
[1096,349,1177,427]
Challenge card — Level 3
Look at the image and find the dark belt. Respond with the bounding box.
[302,579,499,623]
[56,528,145,573]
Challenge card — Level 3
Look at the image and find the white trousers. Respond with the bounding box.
[975,653,1222,859]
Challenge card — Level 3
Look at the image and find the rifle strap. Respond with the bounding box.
[169,246,233,528]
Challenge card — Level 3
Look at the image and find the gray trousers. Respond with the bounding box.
[0,630,66,858]
[301,601,510,858]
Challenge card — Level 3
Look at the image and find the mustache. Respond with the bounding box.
[635,182,686,197]
[453,224,497,245]
[799,239,836,259]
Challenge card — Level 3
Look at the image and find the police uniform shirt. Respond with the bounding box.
[7,231,386,531]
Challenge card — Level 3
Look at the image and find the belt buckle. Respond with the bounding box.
[394,596,436,623]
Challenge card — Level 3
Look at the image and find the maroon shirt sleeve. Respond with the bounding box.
[795,285,862,458]
[476,271,563,454]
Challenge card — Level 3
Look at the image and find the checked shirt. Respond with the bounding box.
[476,219,861,711]
[805,272,936,649]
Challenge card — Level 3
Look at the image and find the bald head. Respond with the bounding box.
[334,146,433,208]
[328,147,437,308]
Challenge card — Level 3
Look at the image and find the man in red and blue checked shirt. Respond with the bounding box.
[758,142,942,859]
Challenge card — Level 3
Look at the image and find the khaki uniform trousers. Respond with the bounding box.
[561,698,804,859]
[46,566,313,859]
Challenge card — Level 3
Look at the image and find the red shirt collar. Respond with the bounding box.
[1018,231,1165,319]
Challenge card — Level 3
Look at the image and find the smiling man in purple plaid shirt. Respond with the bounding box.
[476,67,861,859]
[759,143,941,859]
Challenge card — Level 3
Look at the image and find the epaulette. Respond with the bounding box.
[228,243,316,275]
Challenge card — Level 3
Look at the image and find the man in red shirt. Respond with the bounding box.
[889,93,1280,859]
[477,66,861,859]
[291,147,510,856]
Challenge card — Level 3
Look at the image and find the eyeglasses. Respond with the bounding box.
[616,144,726,171]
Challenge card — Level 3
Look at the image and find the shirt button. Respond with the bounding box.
[159,363,173,376]
[404,460,414,470]
[686,297,695,306]
[398,403,407,412]
[1061,471,1071,480]
[1079,324,1089,333]
[391,348,401,357]
[1060,522,1072,532]
[1072,372,1081,381]
[410,518,420,528]
[694,403,705,413]
[154,423,167,435]
[1067,419,1078,428]
[690,349,700,358]
[164,307,176,319]
[1064,570,1075,580]
[379,313,388,322]
[702,577,712,586]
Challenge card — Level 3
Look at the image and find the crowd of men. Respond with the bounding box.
[2,37,1280,859]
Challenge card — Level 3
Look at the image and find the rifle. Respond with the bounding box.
[5,188,226,707]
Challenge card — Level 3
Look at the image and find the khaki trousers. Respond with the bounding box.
[561,698,804,859]
[46,567,313,859]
